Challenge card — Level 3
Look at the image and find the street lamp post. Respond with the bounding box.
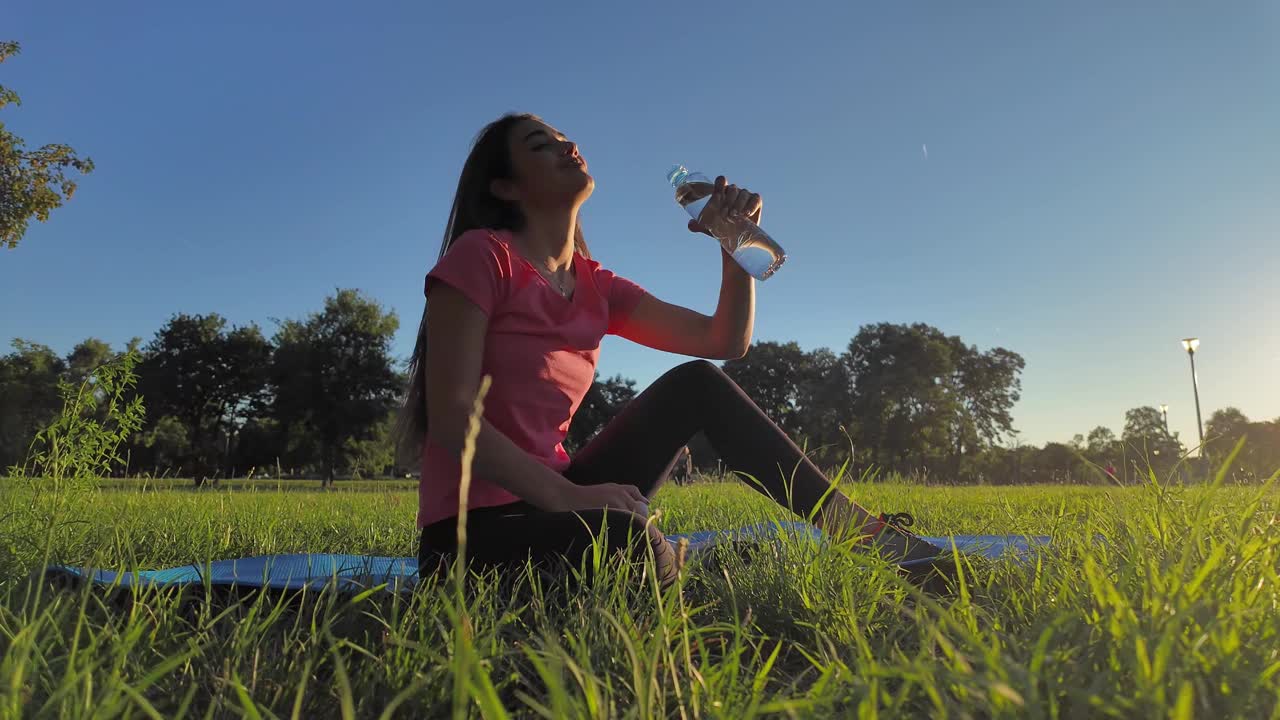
[1180,338,1205,456]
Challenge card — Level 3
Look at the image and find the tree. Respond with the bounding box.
[1247,419,1280,481]
[722,341,813,437]
[65,338,115,386]
[270,289,400,481]
[1025,442,1088,484]
[1,41,94,249]
[951,343,1025,449]
[219,325,273,426]
[345,410,397,480]
[1203,409,1280,482]
[1122,406,1185,475]
[0,337,139,472]
[1086,426,1117,456]
[137,314,227,466]
[1205,407,1250,456]
[565,373,637,453]
[136,314,271,478]
[845,323,960,470]
[724,343,854,468]
[0,340,67,469]
[792,347,855,467]
[843,322,1023,477]
[141,415,191,473]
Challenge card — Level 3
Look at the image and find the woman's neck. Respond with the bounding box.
[517,207,578,272]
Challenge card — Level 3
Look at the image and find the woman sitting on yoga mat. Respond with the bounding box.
[398,113,951,588]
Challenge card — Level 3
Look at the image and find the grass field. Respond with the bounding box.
[89,477,420,494]
[3,474,1278,719]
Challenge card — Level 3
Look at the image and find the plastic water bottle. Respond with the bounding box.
[667,165,787,281]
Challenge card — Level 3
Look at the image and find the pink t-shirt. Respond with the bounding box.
[417,228,649,528]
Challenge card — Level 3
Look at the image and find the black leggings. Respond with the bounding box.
[418,360,843,587]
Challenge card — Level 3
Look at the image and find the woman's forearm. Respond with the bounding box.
[708,248,755,358]
[427,414,579,512]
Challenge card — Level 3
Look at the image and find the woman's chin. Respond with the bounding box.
[571,175,595,201]
[534,175,594,207]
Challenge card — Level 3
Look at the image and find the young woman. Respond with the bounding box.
[400,113,950,588]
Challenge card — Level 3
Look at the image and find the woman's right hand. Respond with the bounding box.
[556,482,650,517]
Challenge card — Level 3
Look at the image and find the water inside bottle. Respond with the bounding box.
[676,181,786,280]
[732,239,785,280]
[675,180,714,219]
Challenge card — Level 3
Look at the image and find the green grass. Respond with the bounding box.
[2,475,1279,718]
[88,477,420,494]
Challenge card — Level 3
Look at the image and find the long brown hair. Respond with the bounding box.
[395,113,590,463]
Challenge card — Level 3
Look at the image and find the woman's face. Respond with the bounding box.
[500,118,594,209]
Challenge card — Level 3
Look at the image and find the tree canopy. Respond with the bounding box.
[3,302,1276,484]
[1,41,94,249]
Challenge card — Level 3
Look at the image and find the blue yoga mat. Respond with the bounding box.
[47,522,1051,593]
[671,521,1051,567]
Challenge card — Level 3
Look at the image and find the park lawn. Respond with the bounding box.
[1,478,1277,718]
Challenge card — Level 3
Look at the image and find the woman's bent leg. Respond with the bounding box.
[563,360,954,574]
[565,360,869,531]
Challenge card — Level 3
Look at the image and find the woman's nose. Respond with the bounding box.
[560,141,578,157]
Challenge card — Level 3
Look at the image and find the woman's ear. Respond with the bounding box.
[489,178,518,203]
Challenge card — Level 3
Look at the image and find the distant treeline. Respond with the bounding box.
[2,289,1274,484]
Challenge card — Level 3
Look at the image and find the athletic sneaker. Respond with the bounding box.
[862,512,957,590]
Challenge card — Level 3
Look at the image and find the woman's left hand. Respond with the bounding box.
[688,175,763,237]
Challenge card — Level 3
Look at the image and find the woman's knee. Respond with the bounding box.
[664,359,734,391]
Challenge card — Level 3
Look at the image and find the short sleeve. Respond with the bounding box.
[595,265,649,335]
[424,229,511,316]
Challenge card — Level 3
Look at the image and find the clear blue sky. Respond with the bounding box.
[3,1,1277,448]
